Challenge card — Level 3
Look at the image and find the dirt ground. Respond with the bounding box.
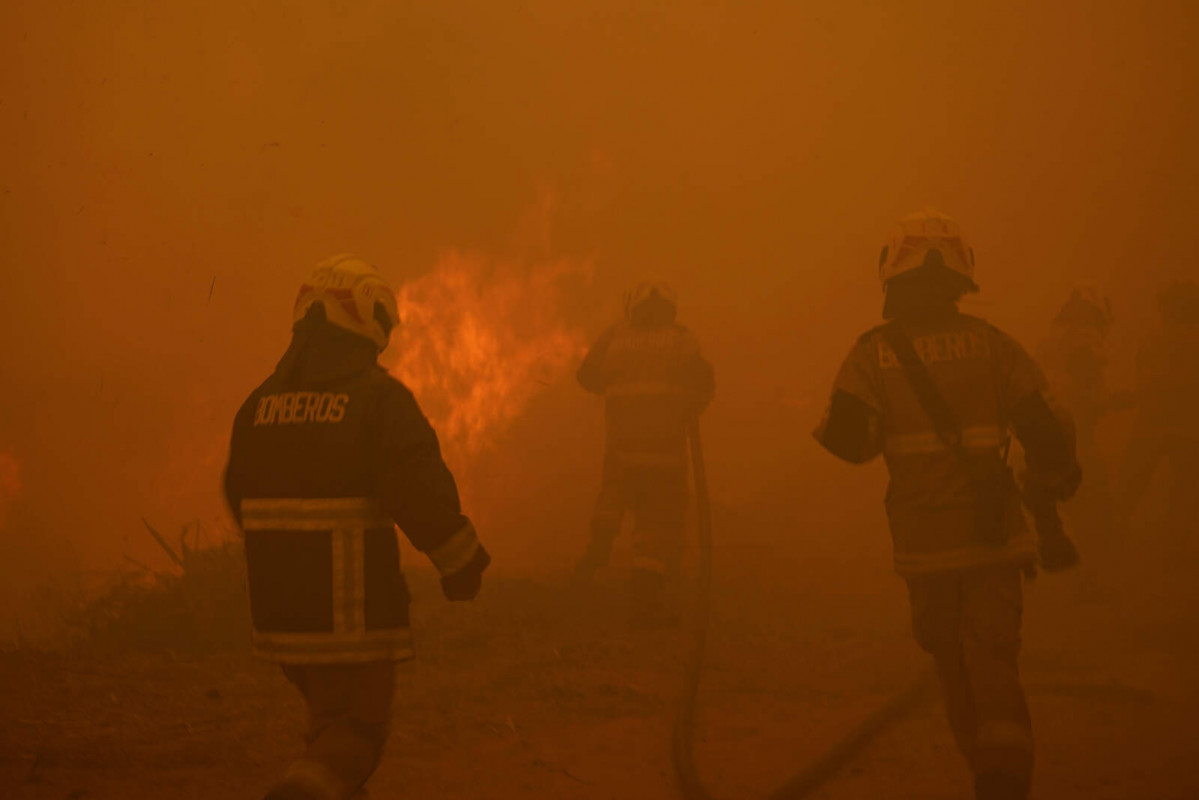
[2,527,1197,800]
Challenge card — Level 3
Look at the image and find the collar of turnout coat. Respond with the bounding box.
[275,313,378,384]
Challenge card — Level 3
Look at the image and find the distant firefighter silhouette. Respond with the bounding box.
[814,211,1081,800]
[224,255,490,800]
[574,280,715,624]
[1037,286,1129,546]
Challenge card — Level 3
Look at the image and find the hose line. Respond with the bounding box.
[672,419,936,800]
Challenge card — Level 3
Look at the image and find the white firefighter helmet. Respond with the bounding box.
[1055,285,1113,330]
[625,278,678,317]
[293,254,400,351]
[878,209,976,289]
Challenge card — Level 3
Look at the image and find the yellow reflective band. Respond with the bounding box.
[252,628,415,664]
[240,497,392,531]
[348,530,365,632]
[605,381,686,398]
[893,532,1035,575]
[885,425,1005,456]
[331,530,347,634]
[329,529,366,635]
[428,524,480,576]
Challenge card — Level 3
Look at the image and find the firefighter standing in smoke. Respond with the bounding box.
[1038,287,1118,467]
[574,281,715,619]
[1037,287,1128,544]
[223,256,490,800]
[814,211,1081,800]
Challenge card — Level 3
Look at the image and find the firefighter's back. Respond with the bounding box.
[226,306,422,664]
[814,210,1081,800]
[857,312,1041,575]
[223,255,488,800]
[602,321,707,465]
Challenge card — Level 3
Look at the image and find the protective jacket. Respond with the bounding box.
[224,319,482,664]
[815,313,1076,575]
[577,321,715,467]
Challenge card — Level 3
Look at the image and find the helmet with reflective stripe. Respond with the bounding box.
[879,209,976,289]
[293,255,399,351]
[625,279,678,317]
[1055,285,1113,330]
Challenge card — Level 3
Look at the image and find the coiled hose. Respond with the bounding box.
[672,419,936,800]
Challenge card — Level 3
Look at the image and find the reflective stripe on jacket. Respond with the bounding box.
[578,322,714,465]
[225,326,478,664]
[821,314,1044,575]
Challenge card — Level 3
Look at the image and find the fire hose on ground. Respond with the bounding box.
[672,419,937,800]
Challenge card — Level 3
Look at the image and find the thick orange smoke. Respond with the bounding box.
[386,252,591,478]
[0,453,20,529]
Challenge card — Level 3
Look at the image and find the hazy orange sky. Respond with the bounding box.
[1,1,1196,598]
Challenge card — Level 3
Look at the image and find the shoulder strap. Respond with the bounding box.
[878,322,968,458]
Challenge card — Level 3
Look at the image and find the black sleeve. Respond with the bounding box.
[816,389,881,464]
[221,398,257,526]
[577,326,618,395]
[373,380,482,575]
[222,462,241,527]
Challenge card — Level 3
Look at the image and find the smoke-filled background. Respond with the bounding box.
[1,3,1198,796]
[4,0,1195,602]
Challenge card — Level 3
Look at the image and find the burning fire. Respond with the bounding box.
[0,452,21,528]
[387,250,591,470]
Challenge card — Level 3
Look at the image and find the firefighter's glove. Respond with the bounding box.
[441,546,491,602]
[1038,530,1080,573]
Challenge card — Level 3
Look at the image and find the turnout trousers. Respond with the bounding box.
[906,565,1033,800]
[267,662,396,800]
[584,452,688,578]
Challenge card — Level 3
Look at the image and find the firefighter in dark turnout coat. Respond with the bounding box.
[814,212,1080,800]
[574,280,714,619]
[224,255,489,800]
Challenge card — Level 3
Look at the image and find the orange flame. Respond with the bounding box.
[0,452,21,528]
[387,250,591,472]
